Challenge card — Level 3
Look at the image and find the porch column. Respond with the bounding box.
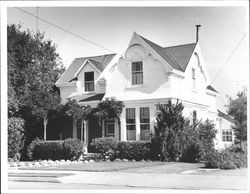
[114,118,119,141]
[72,119,77,138]
[120,111,126,141]
[83,120,88,154]
[102,120,105,138]
[80,120,84,142]
[83,120,88,144]
[136,107,140,141]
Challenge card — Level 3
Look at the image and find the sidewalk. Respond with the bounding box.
[57,171,248,190]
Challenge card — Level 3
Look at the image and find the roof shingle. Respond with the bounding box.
[139,34,196,72]
[56,54,116,85]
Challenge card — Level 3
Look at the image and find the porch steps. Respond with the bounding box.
[79,153,101,161]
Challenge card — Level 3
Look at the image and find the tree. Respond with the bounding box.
[94,97,124,120]
[63,99,92,120]
[153,100,186,161]
[227,90,247,143]
[8,24,64,142]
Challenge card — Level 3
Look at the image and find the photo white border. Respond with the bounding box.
[1,1,249,193]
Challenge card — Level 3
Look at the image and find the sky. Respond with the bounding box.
[7,5,249,110]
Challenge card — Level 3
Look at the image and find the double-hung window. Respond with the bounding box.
[132,61,143,85]
[126,108,136,140]
[222,129,232,142]
[140,107,150,140]
[84,72,94,92]
[192,68,196,89]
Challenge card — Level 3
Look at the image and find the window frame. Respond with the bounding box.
[105,120,115,137]
[140,107,150,140]
[192,68,196,89]
[222,129,233,142]
[126,108,136,140]
[84,71,95,92]
[132,61,143,85]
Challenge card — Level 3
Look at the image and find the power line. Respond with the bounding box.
[15,7,118,55]
[210,33,246,85]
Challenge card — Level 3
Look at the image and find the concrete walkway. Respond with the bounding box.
[57,170,248,190]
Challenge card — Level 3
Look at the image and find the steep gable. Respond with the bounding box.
[164,43,196,72]
[138,34,196,72]
[56,54,116,86]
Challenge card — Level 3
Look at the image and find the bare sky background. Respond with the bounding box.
[7,6,249,110]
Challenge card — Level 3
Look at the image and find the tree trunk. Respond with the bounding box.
[44,115,48,141]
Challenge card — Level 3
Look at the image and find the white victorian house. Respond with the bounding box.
[55,30,234,150]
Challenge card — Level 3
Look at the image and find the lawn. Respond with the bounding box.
[25,161,166,172]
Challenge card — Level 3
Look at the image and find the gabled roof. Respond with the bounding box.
[56,54,116,85]
[206,85,218,93]
[79,93,105,102]
[139,34,196,72]
[218,110,235,123]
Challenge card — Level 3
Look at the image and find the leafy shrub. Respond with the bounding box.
[27,138,84,161]
[91,137,118,153]
[116,141,151,161]
[62,138,84,160]
[204,150,221,168]
[8,117,25,160]
[32,140,64,160]
[27,137,42,160]
[90,137,118,160]
[181,120,217,163]
[204,142,247,169]
[219,143,247,169]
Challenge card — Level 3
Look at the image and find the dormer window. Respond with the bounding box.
[132,61,143,85]
[84,71,94,92]
[192,68,196,89]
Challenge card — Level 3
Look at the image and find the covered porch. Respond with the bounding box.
[72,93,120,152]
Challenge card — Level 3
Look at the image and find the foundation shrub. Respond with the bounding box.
[62,138,85,160]
[90,137,118,160]
[27,138,84,160]
[116,141,151,161]
[204,142,247,169]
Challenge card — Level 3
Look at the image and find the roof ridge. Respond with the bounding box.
[164,42,197,49]
[89,58,101,63]
[75,53,116,60]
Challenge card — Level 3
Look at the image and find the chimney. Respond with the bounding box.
[195,25,201,43]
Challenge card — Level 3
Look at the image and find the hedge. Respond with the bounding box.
[8,117,25,160]
[116,141,151,161]
[27,138,84,161]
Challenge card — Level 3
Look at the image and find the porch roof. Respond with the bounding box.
[79,93,105,102]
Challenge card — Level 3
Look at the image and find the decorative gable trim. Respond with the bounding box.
[74,59,101,78]
[131,32,172,72]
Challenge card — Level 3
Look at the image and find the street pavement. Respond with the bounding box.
[8,164,249,191]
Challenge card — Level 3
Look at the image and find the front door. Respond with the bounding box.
[105,120,115,137]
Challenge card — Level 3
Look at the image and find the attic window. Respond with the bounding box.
[84,72,94,92]
[192,68,196,89]
[132,61,143,85]
[222,129,232,142]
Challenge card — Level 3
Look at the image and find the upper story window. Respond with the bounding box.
[222,129,233,142]
[84,72,94,92]
[132,61,143,85]
[192,68,196,89]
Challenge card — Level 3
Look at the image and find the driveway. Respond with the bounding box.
[8,162,248,191]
